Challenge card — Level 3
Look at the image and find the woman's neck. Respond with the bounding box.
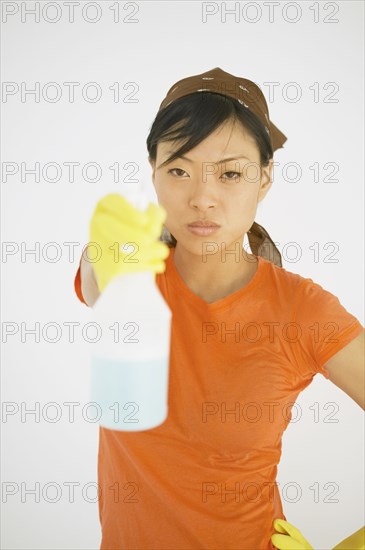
[172,242,258,303]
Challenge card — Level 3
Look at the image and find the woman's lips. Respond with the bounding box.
[187,225,220,236]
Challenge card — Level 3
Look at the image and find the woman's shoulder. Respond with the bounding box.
[260,257,354,319]
[259,255,311,293]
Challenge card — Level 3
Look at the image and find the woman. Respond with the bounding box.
[74,67,364,549]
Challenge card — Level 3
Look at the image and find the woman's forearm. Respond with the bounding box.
[80,246,101,307]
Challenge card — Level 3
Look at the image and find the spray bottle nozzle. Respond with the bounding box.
[121,182,149,212]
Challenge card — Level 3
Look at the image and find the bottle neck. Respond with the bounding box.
[114,270,156,288]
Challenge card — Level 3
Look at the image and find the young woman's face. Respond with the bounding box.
[149,118,273,255]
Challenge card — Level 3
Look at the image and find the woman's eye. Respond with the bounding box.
[167,168,242,181]
[167,168,187,177]
[222,171,242,181]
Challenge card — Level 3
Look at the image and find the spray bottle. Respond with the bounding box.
[89,183,172,431]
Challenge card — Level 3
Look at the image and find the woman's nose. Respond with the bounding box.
[188,178,218,210]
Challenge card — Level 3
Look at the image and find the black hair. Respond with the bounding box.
[146,92,273,247]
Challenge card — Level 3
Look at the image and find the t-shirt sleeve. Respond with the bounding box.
[74,255,88,306]
[291,278,364,379]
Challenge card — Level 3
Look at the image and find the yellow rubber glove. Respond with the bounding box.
[89,193,170,293]
[271,519,314,550]
[332,526,365,549]
[271,519,365,550]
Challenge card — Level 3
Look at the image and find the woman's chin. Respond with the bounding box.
[176,237,225,258]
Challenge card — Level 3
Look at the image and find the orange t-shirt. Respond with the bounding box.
[74,247,364,550]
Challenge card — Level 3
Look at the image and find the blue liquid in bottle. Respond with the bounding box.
[90,354,169,431]
[90,269,172,432]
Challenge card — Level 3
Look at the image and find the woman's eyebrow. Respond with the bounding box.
[161,154,250,165]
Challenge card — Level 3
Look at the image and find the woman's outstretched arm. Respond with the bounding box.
[80,245,100,307]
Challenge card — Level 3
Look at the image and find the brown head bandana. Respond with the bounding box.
[157,67,287,267]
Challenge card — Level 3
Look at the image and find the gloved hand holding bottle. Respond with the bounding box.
[89,192,170,293]
[88,191,173,432]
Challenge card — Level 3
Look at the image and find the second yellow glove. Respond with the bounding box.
[271,518,365,550]
[271,519,314,550]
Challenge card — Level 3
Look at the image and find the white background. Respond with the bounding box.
[1,1,364,548]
